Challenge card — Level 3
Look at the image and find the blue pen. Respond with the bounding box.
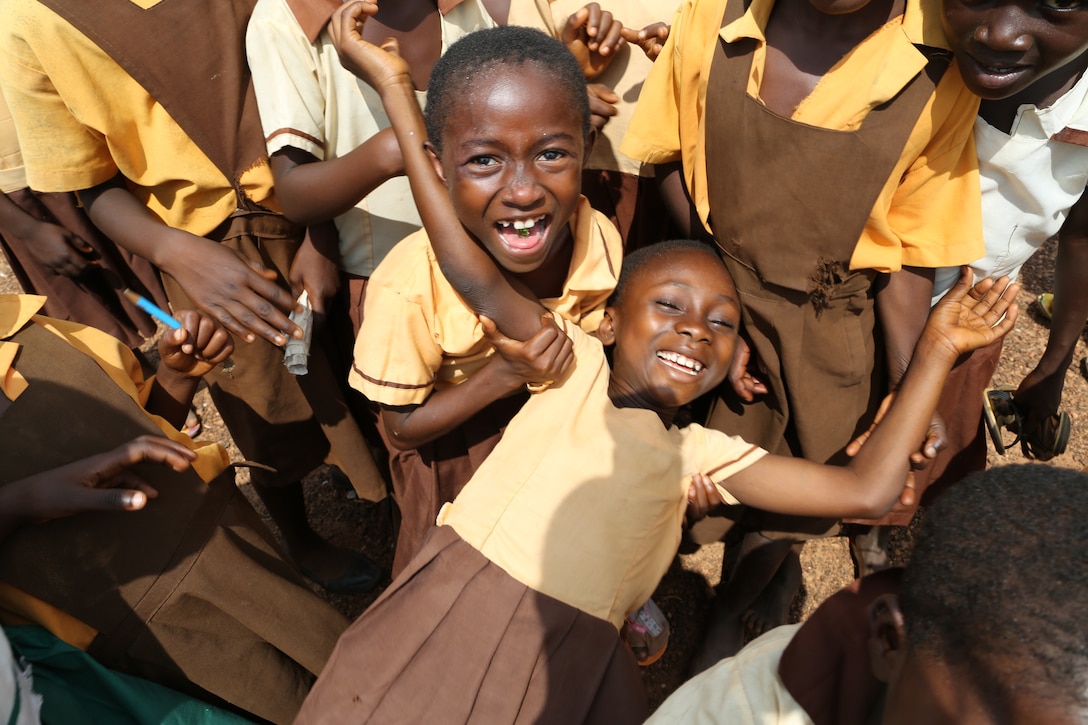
[123,288,181,330]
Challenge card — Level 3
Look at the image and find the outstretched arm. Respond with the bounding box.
[723,272,1019,519]
[1015,191,1088,428]
[331,2,545,341]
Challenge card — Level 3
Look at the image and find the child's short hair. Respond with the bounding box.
[424,25,591,150]
[609,239,727,306]
[902,464,1088,713]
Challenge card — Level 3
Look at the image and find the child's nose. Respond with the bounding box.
[677,316,711,343]
[972,8,1033,53]
[502,168,544,206]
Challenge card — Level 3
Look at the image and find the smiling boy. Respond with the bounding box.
[343,18,621,575]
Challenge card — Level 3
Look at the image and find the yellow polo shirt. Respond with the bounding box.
[621,0,984,272]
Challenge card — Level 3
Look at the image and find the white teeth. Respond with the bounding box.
[657,351,703,374]
[498,216,544,230]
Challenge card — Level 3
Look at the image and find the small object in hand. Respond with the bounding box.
[284,291,314,375]
[122,288,181,330]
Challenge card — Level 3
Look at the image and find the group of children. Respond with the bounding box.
[0,0,1086,722]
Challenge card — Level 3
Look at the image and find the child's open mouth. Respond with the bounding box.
[657,350,704,375]
[497,215,548,252]
[963,54,1030,91]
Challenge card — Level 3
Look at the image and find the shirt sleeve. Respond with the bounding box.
[349,268,445,407]
[681,423,768,505]
[850,63,985,272]
[246,0,328,159]
[0,3,119,192]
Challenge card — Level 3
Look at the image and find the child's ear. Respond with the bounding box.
[597,308,617,345]
[424,141,448,185]
[867,593,908,684]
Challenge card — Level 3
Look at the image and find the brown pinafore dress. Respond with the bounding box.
[702,0,947,534]
[0,321,348,723]
[37,0,386,498]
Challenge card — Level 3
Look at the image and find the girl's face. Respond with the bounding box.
[429,64,585,276]
[601,249,741,420]
[942,0,1088,99]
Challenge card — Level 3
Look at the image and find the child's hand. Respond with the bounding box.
[27,220,96,278]
[481,312,574,393]
[329,1,412,94]
[288,224,341,320]
[620,22,670,61]
[846,389,945,496]
[923,270,1020,360]
[2,436,195,527]
[158,310,234,379]
[562,3,627,80]
[587,83,619,134]
[685,472,722,526]
[728,336,768,402]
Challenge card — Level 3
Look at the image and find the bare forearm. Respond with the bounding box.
[1035,235,1088,377]
[0,191,40,238]
[382,364,522,449]
[79,177,201,271]
[146,368,200,429]
[271,139,403,225]
[877,266,935,387]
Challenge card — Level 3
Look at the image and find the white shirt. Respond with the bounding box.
[933,70,1088,303]
[246,0,496,277]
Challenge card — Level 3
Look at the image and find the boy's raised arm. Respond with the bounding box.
[331,2,545,341]
[722,272,1019,519]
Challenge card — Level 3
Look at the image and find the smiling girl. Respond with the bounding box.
[297,14,1021,722]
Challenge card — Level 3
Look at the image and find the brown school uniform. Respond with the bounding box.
[0,305,348,724]
[30,0,384,497]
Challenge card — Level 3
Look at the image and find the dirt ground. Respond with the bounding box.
[4,238,1083,711]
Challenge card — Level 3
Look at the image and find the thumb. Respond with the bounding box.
[72,485,149,513]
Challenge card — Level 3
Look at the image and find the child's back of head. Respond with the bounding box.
[901,464,1088,719]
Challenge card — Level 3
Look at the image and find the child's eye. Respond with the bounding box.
[1040,0,1085,10]
[468,155,499,167]
[538,149,567,162]
[710,318,735,329]
[655,299,680,311]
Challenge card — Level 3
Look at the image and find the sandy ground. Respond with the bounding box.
[4,237,1082,710]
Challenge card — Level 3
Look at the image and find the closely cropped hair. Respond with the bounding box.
[902,465,1088,715]
[424,26,591,150]
[610,240,726,306]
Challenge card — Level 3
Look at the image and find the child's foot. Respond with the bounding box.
[740,546,801,639]
[687,605,746,676]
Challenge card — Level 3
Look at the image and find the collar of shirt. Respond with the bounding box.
[718,0,949,129]
[0,295,45,401]
[1015,69,1088,142]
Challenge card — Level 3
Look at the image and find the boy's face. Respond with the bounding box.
[429,64,585,276]
[602,249,741,416]
[942,0,1088,99]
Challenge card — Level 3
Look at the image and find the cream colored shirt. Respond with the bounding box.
[621,0,985,272]
[439,321,767,629]
[0,0,275,236]
[247,0,496,276]
[646,624,810,724]
[350,197,621,407]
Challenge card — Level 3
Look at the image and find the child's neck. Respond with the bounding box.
[607,375,678,427]
[365,0,443,91]
[509,227,574,301]
[979,51,1088,134]
[761,0,906,117]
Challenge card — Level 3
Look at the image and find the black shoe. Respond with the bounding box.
[300,552,384,594]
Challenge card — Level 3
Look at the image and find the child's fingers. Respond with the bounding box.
[596,18,626,56]
[619,26,642,44]
[582,2,603,36]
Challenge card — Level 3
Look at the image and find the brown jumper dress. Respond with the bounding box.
[38,0,385,498]
[702,0,948,534]
[0,321,348,724]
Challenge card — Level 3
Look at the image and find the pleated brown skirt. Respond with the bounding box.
[297,526,648,724]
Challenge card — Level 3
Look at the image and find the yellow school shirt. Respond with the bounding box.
[0,0,276,237]
[620,0,984,273]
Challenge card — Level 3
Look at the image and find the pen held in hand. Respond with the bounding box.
[123,288,181,329]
